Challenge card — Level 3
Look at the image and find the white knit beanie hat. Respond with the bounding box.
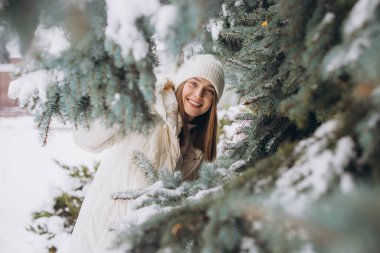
[174,54,225,102]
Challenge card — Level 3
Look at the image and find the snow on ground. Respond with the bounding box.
[0,116,100,253]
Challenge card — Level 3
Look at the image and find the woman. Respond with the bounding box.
[67,54,224,252]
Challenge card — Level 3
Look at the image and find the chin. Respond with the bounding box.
[185,112,199,119]
[185,108,200,117]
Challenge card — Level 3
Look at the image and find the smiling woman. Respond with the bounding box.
[173,54,224,163]
[67,54,225,252]
[180,78,215,120]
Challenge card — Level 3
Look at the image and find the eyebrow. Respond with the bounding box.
[193,78,214,89]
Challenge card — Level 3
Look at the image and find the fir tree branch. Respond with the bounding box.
[243,94,268,105]
[225,58,252,70]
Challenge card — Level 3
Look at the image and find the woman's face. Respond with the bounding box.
[181,77,215,121]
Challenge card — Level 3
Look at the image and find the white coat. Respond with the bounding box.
[66,80,203,252]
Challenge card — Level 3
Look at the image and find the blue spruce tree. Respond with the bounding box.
[2,0,380,252]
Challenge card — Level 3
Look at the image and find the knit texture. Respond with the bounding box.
[174,54,225,102]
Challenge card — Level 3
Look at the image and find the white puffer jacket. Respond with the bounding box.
[66,80,203,252]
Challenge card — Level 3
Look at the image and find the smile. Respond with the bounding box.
[187,98,202,107]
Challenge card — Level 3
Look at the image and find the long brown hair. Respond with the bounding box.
[175,82,218,162]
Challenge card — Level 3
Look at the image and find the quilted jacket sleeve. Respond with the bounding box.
[73,120,118,153]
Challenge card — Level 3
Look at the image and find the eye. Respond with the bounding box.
[190,81,197,87]
[206,88,214,96]
[187,81,198,88]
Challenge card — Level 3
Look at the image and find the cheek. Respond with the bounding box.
[181,92,188,105]
[181,86,191,100]
[203,98,213,111]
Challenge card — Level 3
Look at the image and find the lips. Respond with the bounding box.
[187,98,202,108]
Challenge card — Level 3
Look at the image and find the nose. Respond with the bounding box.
[194,87,204,98]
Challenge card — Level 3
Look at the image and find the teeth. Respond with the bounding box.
[188,99,201,107]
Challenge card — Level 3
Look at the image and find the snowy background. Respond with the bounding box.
[0,116,100,253]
